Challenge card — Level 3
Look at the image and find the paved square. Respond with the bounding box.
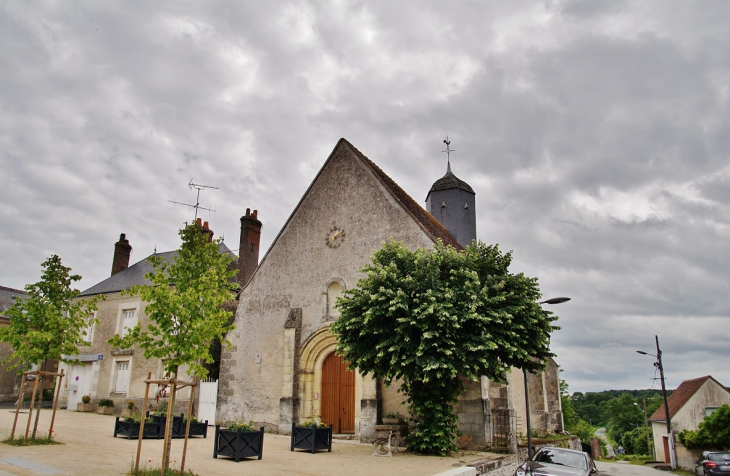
[0,409,492,475]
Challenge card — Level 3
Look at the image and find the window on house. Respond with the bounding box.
[121,309,136,337]
[81,312,95,344]
[705,406,719,417]
[115,361,130,393]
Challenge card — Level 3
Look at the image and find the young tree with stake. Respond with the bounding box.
[0,254,102,439]
[108,222,237,471]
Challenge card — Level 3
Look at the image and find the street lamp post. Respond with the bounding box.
[637,335,673,468]
[524,297,571,460]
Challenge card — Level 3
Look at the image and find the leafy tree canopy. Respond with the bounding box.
[331,240,559,454]
[0,254,102,371]
[606,393,644,443]
[108,222,237,380]
[679,404,730,450]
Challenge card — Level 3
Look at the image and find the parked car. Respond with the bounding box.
[515,447,598,476]
[694,452,730,476]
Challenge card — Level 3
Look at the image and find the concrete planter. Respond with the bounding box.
[382,418,402,425]
[97,406,114,415]
[121,408,136,418]
[77,403,93,412]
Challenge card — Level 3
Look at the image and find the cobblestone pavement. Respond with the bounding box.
[0,408,491,476]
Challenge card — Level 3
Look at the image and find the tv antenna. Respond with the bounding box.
[168,179,219,220]
[442,136,455,172]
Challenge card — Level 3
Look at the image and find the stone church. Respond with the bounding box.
[217,138,562,450]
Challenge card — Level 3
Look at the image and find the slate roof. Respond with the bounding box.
[80,243,235,297]
[0,286,28,317]
[648,375,730,422]
[427,164,475,195]
[347,140,463,250]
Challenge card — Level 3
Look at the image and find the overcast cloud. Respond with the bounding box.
[2,0,729,393]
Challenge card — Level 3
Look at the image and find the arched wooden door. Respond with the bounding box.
[321,353,355,433]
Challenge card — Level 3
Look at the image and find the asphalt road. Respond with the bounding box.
[596,427,617,458]
[597,461,669,476]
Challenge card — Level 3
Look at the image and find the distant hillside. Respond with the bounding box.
[569,389,671,427]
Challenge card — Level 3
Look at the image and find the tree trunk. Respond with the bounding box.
[31,361,46,438]
[162,369,178,472]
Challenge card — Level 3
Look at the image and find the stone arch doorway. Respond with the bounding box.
[298,327,361,434]
[321,352,355,433]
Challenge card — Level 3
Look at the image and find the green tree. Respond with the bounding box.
[678,404,730,450]
[605,393,643,444]
[0,254,102,436]
[570,419,596,444]
[331,240,559,455]
[621,426,650,455]
[108,222,237,469]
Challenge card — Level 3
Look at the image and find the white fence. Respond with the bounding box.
[199,378,218,426]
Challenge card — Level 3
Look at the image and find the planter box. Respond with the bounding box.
[382,418,401,425]
[77,403,93,412]
[97,407,114,415]
[213,425,265,462]
[290,423,333,453]
[113,417,163,439]
[121,408,136,418]
[148,413,208,439]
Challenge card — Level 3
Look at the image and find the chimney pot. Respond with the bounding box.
[111,233,132,276]
[239,208,262,287]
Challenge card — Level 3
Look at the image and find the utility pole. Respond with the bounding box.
[637,335,674,468]
[655,336,675,468]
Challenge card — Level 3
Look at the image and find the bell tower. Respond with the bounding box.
[425,138,476,248]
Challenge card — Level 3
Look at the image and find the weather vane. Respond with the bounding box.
[168,179,219,220]
[442,136,454,172]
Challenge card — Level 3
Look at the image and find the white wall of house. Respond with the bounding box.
[651,378,730,469]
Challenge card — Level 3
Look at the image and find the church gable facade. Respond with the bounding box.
[217,138,563,449]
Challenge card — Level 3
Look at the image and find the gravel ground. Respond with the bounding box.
[0,408,490,476]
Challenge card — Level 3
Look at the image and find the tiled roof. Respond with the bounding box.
[346,139,463,250]
[0,286,28,316]
[80,243,235,297]
[648,375,729,422]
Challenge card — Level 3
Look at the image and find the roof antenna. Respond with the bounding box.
[442,136,454,173]
[168,179,219,220]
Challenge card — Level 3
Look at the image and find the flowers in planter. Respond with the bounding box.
[126,400,136,410]
[81,395,91,404]
[299,420,327,429]
[226,420,255,432]
[124,414,153,423]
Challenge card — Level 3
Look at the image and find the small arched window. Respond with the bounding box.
[327,281,343,318]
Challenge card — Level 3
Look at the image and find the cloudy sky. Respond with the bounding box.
[2,1,729,394]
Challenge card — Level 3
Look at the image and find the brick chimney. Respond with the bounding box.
[196,218,215,242]
[239,208,262,287]
[111,233,132,276]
